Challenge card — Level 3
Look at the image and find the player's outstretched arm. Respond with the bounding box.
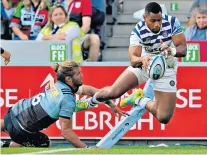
[76,85,99,96]
[59,117,87,148]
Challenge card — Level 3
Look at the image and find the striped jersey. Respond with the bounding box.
[11,80,76,132]
[130,14,183,67]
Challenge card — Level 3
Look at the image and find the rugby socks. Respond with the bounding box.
[88,93,102,109]
[135,97,151,109]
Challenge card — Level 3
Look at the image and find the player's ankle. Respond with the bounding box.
[135,97,151,109]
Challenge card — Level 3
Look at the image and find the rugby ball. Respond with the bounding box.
[147,55,166,80]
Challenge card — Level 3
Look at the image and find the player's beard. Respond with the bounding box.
[152,28,160,33]
[72,78,83,89]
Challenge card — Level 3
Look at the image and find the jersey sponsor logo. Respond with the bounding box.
[144,46,161,54]
[22,14,45,23]
[49,80,59,97]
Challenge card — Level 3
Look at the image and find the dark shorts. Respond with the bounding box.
[4,108,50,147]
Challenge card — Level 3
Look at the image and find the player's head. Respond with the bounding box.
[52,61,83,89]
[144,2,162,33]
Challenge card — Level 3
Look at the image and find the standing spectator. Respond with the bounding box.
[185,6,207,40]
[36,4,84,62]
[187,0,207,27]
[60,0,100,61]
[1,47,11,65]
[10,0,50,40]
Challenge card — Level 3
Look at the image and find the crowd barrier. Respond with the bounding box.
[1,40,206,66]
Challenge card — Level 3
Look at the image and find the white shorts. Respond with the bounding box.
[127,66,177,92]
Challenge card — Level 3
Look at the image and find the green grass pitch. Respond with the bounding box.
[1,146,207,154]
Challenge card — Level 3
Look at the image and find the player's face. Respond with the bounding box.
[51,7,67,25]
[144,12,162,33]
[195,12,207,29]
[71,67,83,87]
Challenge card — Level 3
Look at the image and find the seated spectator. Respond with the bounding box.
[36,4,84,62]
[187,0,207,27]
[60,0,100,61]
[10,0,50,40]
[2,0,20,20]
[91,0,105,34]
[185,6,207,40]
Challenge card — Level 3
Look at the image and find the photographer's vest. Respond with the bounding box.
[41,22,84,62]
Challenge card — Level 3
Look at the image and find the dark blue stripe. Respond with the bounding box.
[142,29,172,42]
[153,36,172,44]
[162,22,170,27]
[140,29,149,35]
[162,36,172,42]
[137,21,145,30]
[171,16,176,32]
[164,14,168,21]
[133,27,141,39]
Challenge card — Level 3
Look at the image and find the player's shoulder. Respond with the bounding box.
[55,81,74,97]
[162,14,179,24]
[134,20,146,31]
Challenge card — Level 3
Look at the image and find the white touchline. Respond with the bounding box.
[6,148,79,155]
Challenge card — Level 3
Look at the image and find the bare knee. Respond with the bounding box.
[89,34,100,45]
[156,114,172,124]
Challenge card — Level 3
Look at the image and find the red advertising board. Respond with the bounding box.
[1,66,207,139]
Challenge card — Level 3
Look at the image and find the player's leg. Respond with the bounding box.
[2,108,22,147]
[92,66,147,102]
[76,66,148,111]
[136,68,177,124]
[1,119,5,131]
[96,80,154,149]
[146,91,176,124]
[24,132,51,147]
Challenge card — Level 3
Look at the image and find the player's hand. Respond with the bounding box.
[20,34,29,40]
[110,106,129,117]
[141,56,152,71]
[160,39,171,58]
[2,50,11,65]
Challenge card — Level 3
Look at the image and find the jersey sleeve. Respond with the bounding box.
[171,17,183,35]
[130,26,143,46]
[82,0,92,16]
[10,2,23,27]
[59,94,75,119]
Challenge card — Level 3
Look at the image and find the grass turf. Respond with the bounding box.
[1,146,207,154]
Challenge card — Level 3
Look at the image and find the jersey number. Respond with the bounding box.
[32,93,45,106]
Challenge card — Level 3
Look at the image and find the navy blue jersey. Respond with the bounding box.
[11,80,76,132]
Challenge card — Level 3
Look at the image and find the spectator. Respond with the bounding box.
[36,4,84,62]
[2,0,20,20]
[60,0,100,61]
[187,0,207,27]
[10,0,50,40]
[185,6,207,40]
[1,47,11,65]
[91,0,105,33]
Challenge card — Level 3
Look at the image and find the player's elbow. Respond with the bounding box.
[130,59,142,68]
[179,45,187,57]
